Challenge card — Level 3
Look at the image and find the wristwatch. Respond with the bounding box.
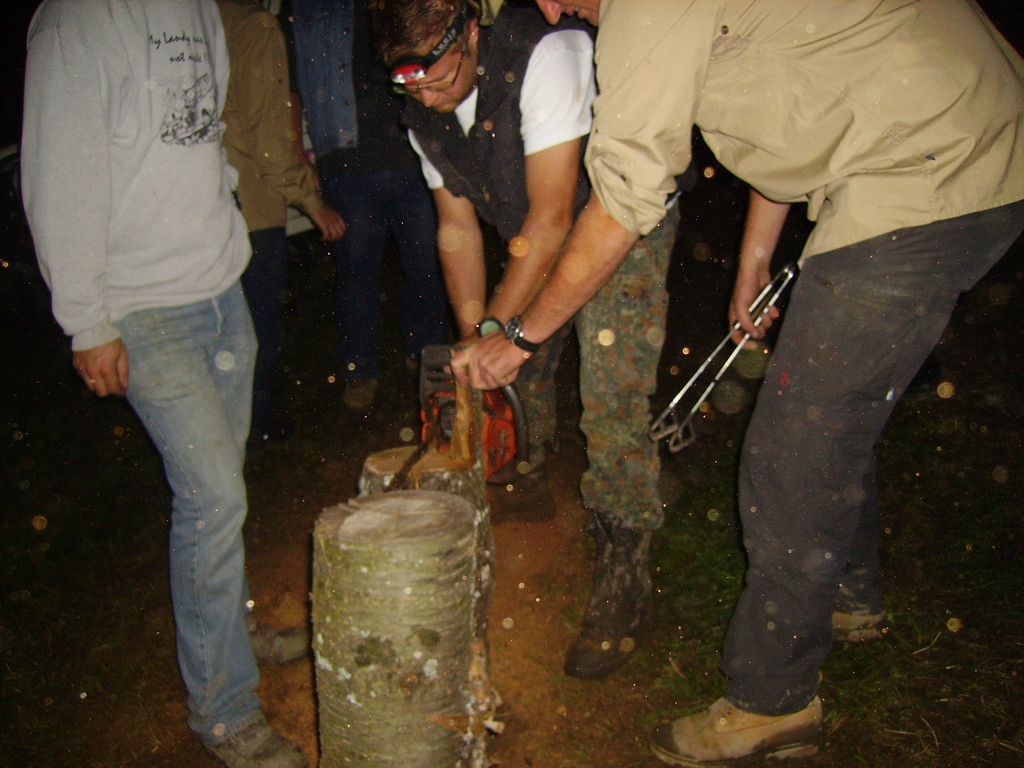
[503,315,541,353]
[477,316,504,338]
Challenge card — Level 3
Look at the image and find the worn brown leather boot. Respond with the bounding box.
[564,510,651,679]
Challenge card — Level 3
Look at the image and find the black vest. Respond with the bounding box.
[403,9,592,241]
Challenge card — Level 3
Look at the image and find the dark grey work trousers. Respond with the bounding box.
[722,200,1024,716]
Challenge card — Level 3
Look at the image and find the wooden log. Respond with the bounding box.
[313,491,478,767]
[355,385,500,768]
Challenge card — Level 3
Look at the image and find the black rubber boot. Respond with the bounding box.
[564,510,652,679]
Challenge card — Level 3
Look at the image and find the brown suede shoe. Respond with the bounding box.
[651,696,823,766]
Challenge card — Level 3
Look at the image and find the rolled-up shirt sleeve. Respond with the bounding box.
[587,0,717,235]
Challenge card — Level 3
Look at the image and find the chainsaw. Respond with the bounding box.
[385,344,528,491]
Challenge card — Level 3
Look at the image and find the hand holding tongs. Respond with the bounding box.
[649,263,798,453]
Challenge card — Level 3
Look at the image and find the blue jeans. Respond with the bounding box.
[115,283,262,743]
[320,168,447,379]
[241,226,287,438]
[722,201,1024,716]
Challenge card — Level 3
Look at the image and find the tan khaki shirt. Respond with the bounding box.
[588,0,1024,258]
[217,0,322,232]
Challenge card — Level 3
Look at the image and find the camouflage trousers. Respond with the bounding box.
[576,206,679,530]
[514,321,570,463]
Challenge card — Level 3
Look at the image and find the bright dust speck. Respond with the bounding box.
[31,515,47,531]
[501,618,514,630]
[399,427,415,442]
[669,365,680,376]
[508,236,530,258]
[936,381,955,399]
[946,617,963,633]
[707,508,720,522]
[328,374,336,384]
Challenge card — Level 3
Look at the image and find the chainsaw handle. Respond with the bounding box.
[501,383,529,465]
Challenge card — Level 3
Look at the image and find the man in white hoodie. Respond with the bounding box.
[21,1,306,765]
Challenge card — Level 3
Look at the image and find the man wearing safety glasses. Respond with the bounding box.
[456,0,1024,764]
[372,0,681,681]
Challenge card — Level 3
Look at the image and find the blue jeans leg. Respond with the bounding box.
[115,283,262,743]
[323,171,387,379]
[723,202,1024,716]
[241,226,287,438]
[322,168,445,379]
[388,168,447,362]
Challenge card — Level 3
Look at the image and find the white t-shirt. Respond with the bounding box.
[409,29,595,190]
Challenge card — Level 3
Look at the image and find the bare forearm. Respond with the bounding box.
[518,193,637,344]
[440,244,487,338]
[435,190,487,337]
[449,194,638,390]
[738,189,790,281]
[493,139,586,329]
[486,211,572,323]
[729,189,791,338]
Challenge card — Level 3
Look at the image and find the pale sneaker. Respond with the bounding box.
[205,718,308,768]
[832,609,887,642]
[651,696,823,766]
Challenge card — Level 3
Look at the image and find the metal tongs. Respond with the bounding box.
[649,263,798,453]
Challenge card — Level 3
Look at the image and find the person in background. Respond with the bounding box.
[372,0,681,679]
[290,0,448,412]
[459,0,1024,763]
[216,0,346,449]
[21,1,310,765]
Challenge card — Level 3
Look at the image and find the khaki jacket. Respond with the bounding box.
[217,0,322,231]
[588,0,1024,258]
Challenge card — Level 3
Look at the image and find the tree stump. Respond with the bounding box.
[315,384,500,767]
[314,491,478,767]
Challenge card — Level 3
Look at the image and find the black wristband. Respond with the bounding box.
[477,316,503,338]
[503,315,541,353]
